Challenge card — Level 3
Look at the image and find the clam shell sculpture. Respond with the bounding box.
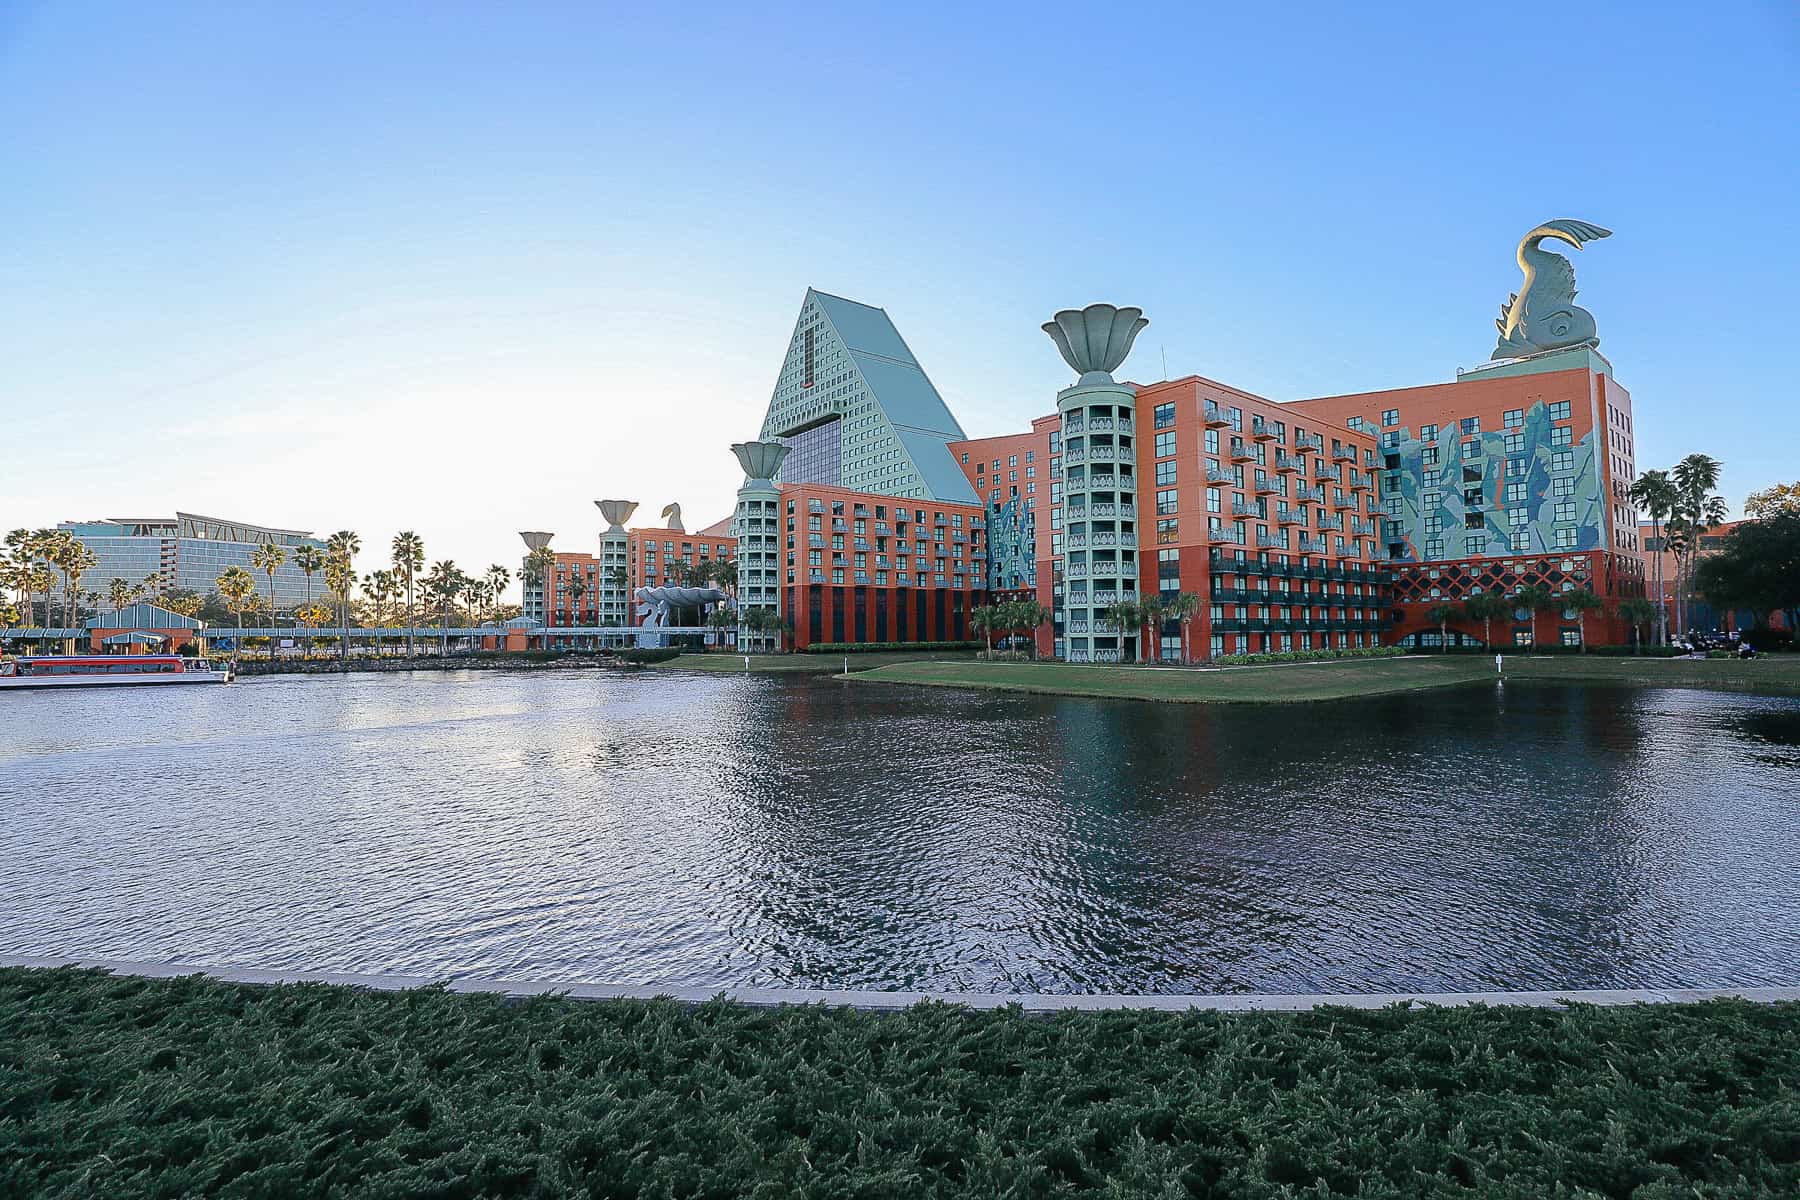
[732,440,790,482]
[595,500,638,531]
[1042,303,1149,384]
[518,531,553,551]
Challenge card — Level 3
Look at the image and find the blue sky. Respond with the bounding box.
[3,2,1795,574]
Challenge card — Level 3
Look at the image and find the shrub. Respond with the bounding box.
[801,641,983,654]
[618,647,681,664]
[1211,646,1405,667]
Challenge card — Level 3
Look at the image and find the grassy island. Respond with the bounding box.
[848,653,1800,704]
[4,968,1797,1197]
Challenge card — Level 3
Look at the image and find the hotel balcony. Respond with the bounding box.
[1211,527,1246,545]
[1298,535,1328,554]
[1254,477,1282,497]
[1349,473,1372,491]
[1206,464,1237,485]
[1084,445,1118,462]
[1088,415,1115,431]
[1232,499,1264,518]
[1296,431,1325,452]
[1276,508,1303,526]
[1274,452,1304,473]
[1204,401,1228,427]
[1331,492,1356,510]
[1333,445,1359,463]
[1229,441,1255,462]
[1317,515,1344,532]
[1295,483,1326,504]
[1062,448,1085,465]
[1313,461,1340,481]
[1251,416,1277,441]
[1255,530,1285,549]
[1061,415,1083,434]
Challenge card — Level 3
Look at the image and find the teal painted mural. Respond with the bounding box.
[985,497,1037,591]
[1382,400,1601,563]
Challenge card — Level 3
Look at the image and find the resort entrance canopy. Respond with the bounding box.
[99,631,168,647]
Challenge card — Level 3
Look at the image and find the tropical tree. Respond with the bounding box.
[424,560,462,656]
[1744,481,1800,519]
[1098,599,1139,663]
[705,604,736,649]
[969,604,997,655]
[1629,469,1678,646]
[567,575,589,625]
[250,541,287,622]
[1135,593,1164,663]
[1515,583,1556,651]
[1008,599,1051,660]
[1462,592,1508,649]
[324,554,355,661]
[216,566,257,635]
[0,598,18,631]
[1164,591,1201,664]
[484,565,510,622]
[108,577,133,612]
[391,531,425,657]
[1669,454,1725,636]
[294,544,326,610]
[364,569,400,656]
[1616,597,1657,654]
[1693,511,1800,634]
[709,559,738,594]
[164,591,204,620]
[54,539,97,649]
[1561,587,1604,652]
[1425,602,1460,652]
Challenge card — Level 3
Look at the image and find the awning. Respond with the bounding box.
[100,631,168,646]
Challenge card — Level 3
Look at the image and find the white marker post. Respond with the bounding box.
[1496,653,1503,676]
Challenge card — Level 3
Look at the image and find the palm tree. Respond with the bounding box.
[1670,454,1724,636]
[107,577,133,612]
[1562,587,1604,652]
[1516,583,1556,651]
[424,560,461,656]
[1616,597,1656,654]
[323,555,354,661]
[327,531,360,658]
[294,544,326,610]
[1164,591,1201,664]
[0,598,18,632]
[216,566,257,637]
[969,604,997,655]
[365,569,399,656]
[484,565,510,623]
[250,541,287,623]
[1135,594,1164,663]
[1629,469,1678,645]
[567,575,589,626]
[705,604,736,649]
[56,540,97,651]
[1098,599,1139,664]
[391,531,425,657]
[1425,602,1460,652]
[1462,592,1506,650]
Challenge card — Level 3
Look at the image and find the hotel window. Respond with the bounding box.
[1206,488,1221,514]
[1506,458,1527,478]
[1425,539,1444,557]
[1505,482,1526,504]
[1049,432,1060,452]
[1549,401,1572,420]
[1503,409,1523,428]
[1553,478,1574,497]
[1157,489,1179,515]
[1511,532,1530,551]
[1553,528,1577,549]
[1008,455,1017,467]
[1420,423,1437,441]
[1381,408,1399,426]
[1461,417,1480,435]
[1025,450,1034,462]
[1157,518,1179,544]
[1465,513,1484,529]
[1204,429,1219,454]
[1156,460,1177,486]
[1550,426,1572,447]
[1551,451,1573,472]
[1423,489,1440,507]
[1424,516,1444,535]
[1025,466,1035,478]
[1462,439,1481,460]
[1555,501,1576,522]
[1227,407,1242,431]
[1153,402,1176,428]
[1422,447,1439,466]
[1381,431,1400,449]
[1504,433,1524,453]
[1155,431,1176,458]
[1385,497,1402,515]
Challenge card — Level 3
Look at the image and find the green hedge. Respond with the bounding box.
[1212,646,1406,667]
[617,647,681,664]
[801,641,983,654]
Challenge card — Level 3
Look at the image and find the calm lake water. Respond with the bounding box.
[3,669,1797,994]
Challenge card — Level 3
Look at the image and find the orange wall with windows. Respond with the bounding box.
[951,415,1059,655]
[777,482,985,649]
[543,552,600,627]
[627,527,734,592]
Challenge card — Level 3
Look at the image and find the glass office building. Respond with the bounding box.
[56,513,328,608]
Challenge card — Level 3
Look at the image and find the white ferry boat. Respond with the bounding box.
[0,654,233,690]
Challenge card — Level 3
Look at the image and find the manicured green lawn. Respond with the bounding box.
[851,653,1800,704]
[655,649,979,674]
[3,969,1796,1197]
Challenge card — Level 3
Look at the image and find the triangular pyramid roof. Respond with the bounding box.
[758,290,978,504]
[85,603,204,630]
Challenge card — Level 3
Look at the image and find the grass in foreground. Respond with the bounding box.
[851,652,1800,704]
[655,649,978,674]
[3,968,1797,1198]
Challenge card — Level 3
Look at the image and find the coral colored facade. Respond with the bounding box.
[1287,349,1645,648]
[951,416,1059,653]
[542,552,602,629]
[1638,520,1792,636]
[627,527,734,593]
[776,482,986,649]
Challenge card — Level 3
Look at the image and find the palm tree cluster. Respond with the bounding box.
[3,528,105,649]
[1631,453,1726,643]
[968,598,1055,660]
[1072,592,1204,664]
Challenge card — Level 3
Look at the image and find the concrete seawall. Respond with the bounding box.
[5,955,1795,1011]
